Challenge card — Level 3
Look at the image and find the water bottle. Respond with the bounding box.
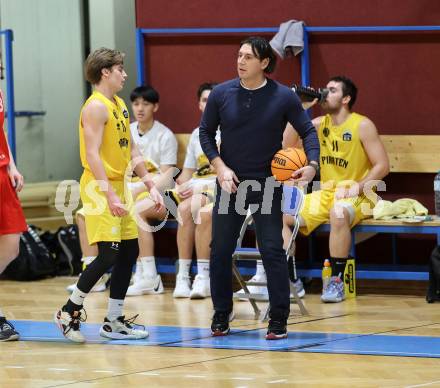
[322,259,332,292]
[435,171,440,217]
[291,83,329,104]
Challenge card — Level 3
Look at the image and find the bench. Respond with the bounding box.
[19,134,440,282]
[306,135,440,281]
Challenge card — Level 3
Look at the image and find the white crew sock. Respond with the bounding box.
[107,298,124,321]
[255,261,266,277]
[70,287,88,306]
[197,259,210,278]
[140,256,157,277]
[177,259,192,277]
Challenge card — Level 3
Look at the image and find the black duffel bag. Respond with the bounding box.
[4,225,57,281]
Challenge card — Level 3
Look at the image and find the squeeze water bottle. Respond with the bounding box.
[322,259,332,292]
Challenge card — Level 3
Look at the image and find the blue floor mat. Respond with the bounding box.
[11,320,440,358]
[163,329,355,351]
[12,320,211,346]
[294,333,440,358]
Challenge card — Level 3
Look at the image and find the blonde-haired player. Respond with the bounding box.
[68,85,177,296]
[54,48,164,343]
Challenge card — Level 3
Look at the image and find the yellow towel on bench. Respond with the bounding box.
[373,198,428,220]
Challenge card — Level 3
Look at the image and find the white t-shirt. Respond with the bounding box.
[184,127,220,171]
[130,120,177,173]
[182,127,220,191]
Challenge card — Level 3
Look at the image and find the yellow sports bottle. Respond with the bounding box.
[344,258,356,299]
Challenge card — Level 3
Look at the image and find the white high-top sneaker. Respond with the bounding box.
[189,274,211,299]
[126,274,164,296]
[173,274,191,298]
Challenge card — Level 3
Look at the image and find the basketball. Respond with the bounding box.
[271,147,307,182]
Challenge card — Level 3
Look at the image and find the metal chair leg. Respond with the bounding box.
[232,262,261,319]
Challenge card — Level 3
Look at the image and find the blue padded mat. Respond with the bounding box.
[11,320,440,358]
[12,320,210,346]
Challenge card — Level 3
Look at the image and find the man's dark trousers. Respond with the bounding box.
[209,177,290,319]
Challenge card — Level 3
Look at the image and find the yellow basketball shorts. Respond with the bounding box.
[80,171,138,245]
[299,189,374,236]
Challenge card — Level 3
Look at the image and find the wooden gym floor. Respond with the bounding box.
[1,277,440,387]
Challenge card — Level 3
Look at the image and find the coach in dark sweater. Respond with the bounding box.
[200,36,319,340]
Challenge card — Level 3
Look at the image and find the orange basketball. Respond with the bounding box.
[271,147,307,182]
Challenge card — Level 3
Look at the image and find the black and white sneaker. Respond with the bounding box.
[0,317,19,342]
[211,311,234,337]
[99,315,149,340]
[266,317,288,340]
[54,308,86,343]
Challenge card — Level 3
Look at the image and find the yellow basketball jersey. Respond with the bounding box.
[79,91,131,180]
[318,112,371,187]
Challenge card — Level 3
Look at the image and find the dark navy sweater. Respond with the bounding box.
[199,78,320,179]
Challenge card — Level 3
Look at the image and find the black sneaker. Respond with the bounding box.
[0,317,19,342]
[211,311,234,337]
[266,317,288,340]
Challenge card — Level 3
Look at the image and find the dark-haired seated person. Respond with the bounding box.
[283,76,389,303]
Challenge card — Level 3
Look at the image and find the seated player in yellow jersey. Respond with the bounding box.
[171,82,218,299]
[283,76,389,303]
[125,85,177,296]
[54,48,164,343]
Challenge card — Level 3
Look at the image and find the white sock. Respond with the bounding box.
[107,298,124,321]
[70,287,88,306]
[256,261,266,277]
[0,307,4,317]
[197,259,210,278]
[178,259,192,277]
[140,256,157,277]
[81,256,96,267]
[134,260,143,276]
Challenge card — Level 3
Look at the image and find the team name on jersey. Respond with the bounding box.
[321,155,349,169]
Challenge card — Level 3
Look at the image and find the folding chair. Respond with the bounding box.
[232,185,308,321]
